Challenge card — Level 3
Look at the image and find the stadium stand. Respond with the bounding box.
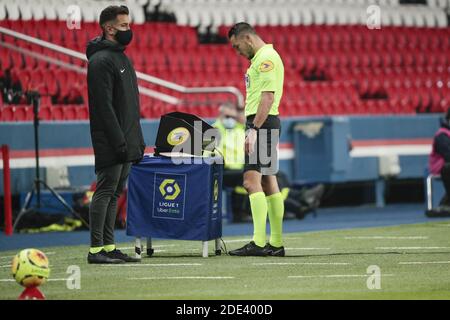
[0,0,449,122]
[0,0,449,212]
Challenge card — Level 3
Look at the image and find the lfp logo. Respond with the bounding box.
[153,173,186,220]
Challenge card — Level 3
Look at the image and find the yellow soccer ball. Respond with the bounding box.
[11,249,50,287]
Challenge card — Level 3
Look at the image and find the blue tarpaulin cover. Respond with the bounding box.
[126,155,223,241]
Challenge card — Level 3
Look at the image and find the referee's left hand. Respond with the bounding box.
[245,129,257,155]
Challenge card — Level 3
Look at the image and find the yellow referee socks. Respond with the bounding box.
[249,192,268,247]
[89,246,103,254]
[267,192,284,247]
[104,244,116,252]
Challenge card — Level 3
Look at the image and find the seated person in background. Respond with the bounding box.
[427,109,450,217]
[213,102,247,189]
[213,102,324,222]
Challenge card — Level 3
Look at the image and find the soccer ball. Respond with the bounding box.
[11,249,50,287]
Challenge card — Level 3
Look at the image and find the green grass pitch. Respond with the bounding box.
[1,221,450,300]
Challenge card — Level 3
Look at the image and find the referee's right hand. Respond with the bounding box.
[245,129,257,155]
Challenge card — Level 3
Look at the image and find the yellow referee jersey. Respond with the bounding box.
[244,44,284,117]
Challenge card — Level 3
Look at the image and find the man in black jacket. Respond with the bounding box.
[427,109,450,217]
[86,5,145,264]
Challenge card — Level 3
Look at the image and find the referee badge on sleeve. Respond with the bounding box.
[259,60,274,72]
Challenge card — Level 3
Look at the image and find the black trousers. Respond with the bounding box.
[89,163,131,247]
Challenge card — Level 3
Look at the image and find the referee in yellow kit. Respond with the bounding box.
[228,23,285,257]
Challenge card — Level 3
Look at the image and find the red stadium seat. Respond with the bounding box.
[51,106,64,121]
[39,106,52,120]
[13,106,29,121]
[0,106,15,121]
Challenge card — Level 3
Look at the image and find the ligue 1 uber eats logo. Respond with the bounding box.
[154,174,186,220]
[159,179,181,200]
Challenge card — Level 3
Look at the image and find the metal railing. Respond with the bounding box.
[0,26,244,107]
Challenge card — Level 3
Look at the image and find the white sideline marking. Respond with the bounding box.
[128,276,234,280]
[101,263,203,267]
[226,237,305,244]
[116,249,167,253]
[118,244,176,250]
[226,237,316,243]
[376,247,450,250]
[0,278,67,282]
[254,262,350,266]
[225,238,253,243]
[0,252,55,260]
[289,274,394,279]
[345,236,428,239]
[0,256,15,261]
[186,248,222,253]
[399,261,450,265]
[286,247,331,250]
[47,278,70,282]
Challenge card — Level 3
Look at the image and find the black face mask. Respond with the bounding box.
[114,29,133,46]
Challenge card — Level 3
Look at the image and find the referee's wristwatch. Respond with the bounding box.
[248,123,260,132]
